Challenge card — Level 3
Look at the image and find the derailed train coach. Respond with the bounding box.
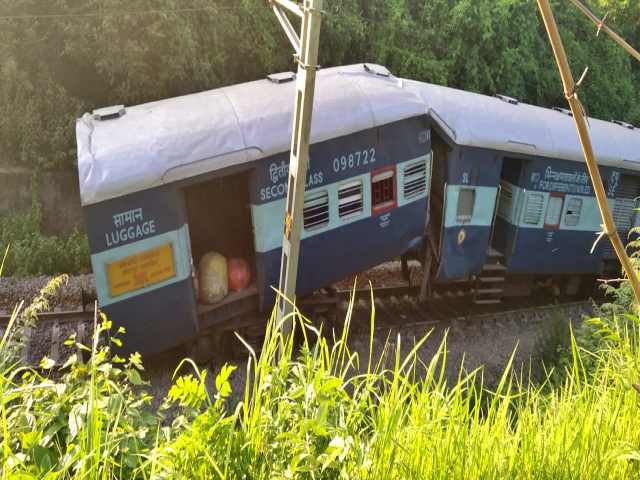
[76,64,432,354]
[405,80,640,299]
[77,63,640,355]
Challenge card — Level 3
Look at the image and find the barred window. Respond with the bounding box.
[303,190,329,230]
[403,158,427,200]
[522,192,544,225]
[338,180,363,218]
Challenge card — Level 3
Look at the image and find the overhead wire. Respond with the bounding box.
[0,5,244,21]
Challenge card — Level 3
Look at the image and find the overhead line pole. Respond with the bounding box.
[536,0,640,306]
[271,0,324,332]
[568,0,640,64]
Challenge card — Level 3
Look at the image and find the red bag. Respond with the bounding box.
[228,257,251,292]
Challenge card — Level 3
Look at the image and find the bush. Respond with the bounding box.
[0,276,173,479]
[1,0,639,170]
[0,198,90,277]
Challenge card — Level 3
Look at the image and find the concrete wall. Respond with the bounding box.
[0,167,84,235]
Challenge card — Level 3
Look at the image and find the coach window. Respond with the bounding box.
[522,192,544,225]
[338,180,364,219]
[544,194,564,228]
[303,190,330,231]
[371,168,396,212]
[456,187,475,224]
[564,197,583,227]
[403,157,428,200]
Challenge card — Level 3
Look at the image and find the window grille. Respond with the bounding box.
[613,198,636,231]
[338,180,364,218]
[403,158,427,200]
[522,192,544,225]
[613,176,640,231]
[303,190,329,230]
[456,188,476,224]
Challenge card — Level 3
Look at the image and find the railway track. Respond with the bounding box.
[0,309,94,366]
[327,288,593,336]
[0,309,95,327]
[367,297,592,333]
[1,288,595,368]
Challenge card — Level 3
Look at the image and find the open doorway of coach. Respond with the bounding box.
[491,157,524,256]
[415,130,449,297]
[427,131,449,262]
[182,171,255,285]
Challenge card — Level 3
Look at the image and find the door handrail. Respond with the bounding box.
[488,183,502,248]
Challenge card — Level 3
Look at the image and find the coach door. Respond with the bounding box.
[492,158,525,257]
[183,170,257,314]
[429,132,449,261]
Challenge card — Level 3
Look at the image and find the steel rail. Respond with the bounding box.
[370,300,593,334]
[0,309,94,327]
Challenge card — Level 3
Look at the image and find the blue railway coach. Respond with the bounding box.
[77,62,640,354]
[405,80,640,296]
[77,64,430,354]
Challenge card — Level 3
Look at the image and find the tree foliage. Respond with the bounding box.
[0,0,639,170]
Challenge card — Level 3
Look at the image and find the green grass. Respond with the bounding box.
[150,295,640,479]
[2,280,640,479]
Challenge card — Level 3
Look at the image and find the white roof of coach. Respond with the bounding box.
[76,64,425,206]
[405,80,640,170]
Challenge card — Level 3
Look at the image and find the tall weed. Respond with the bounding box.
[150,293,640,479]
[1,281,640,478]
[0,275,168,479]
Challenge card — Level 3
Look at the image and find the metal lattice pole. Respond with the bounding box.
[536,0,640,306]
[270,0,323,332]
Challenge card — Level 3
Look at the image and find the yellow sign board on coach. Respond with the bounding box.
[107,243,176,298]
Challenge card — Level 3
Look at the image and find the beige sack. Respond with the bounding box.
[198,252,228,304]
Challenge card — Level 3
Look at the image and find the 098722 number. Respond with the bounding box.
[332,148,376,173]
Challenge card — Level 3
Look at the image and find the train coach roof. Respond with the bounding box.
[405,80,640,169]
[76,64,425,206]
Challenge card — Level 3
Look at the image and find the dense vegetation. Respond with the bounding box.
[0,199,90,276]
[2,0,639,275]
[0,0,639,170]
